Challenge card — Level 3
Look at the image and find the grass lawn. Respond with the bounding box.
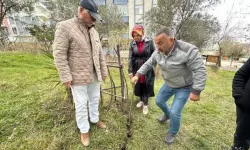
[0,52,237,150]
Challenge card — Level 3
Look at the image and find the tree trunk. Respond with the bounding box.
[218,43,222,67]
[230,55,234,67]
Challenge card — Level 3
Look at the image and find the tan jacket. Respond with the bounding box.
[53,17,107,85]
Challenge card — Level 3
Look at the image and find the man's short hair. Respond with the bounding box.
[155,27,175,38]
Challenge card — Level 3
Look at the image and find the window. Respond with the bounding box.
[153,0,157,5]
[24,16,31,22]
[152,0,157,7]
[135,14,143,23]
[32,17,36,22]
[14,16,20,22]
[95,0,106,5]
[117,5,128,16]
[135,0,143,5]
[135,5,143,14]
[135,0,144,24]
[34,17,40,23]
[123,16,129,23]
[3,27,8,34]
[22,26,29,33]
[113,0,127,5]
[12,27,17,34]
[9,17,15,24]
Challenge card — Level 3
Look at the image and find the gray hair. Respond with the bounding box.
[155,27,175,38]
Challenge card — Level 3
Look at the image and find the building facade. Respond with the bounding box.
[95,0,157,37]
[4,2,51,42]
[3,0,157,43]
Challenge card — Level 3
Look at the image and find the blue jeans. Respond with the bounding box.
[156,83,191,134]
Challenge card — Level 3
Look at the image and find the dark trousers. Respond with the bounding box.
[232,106,250,149]
[139,83,149,105]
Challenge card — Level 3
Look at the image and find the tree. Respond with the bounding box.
[22,0,78,52]
[95,5,128,41]
[0,0,37,25]
[28,24,55,52]
[0,0,37,46]
[145,0,220,48]
[95,5,128,54]
[220,38,245,67]
[43,0,78,22]
[178,14,220,48]
[215,0,250,67]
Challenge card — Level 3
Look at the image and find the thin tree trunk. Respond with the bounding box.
[230,55,234,67]
[218,43,222,67]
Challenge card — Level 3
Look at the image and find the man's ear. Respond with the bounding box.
[170,37,175,43]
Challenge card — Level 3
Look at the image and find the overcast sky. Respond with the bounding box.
[211,0,250,26]
[210,0,250,42]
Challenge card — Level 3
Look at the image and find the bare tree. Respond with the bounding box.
[0,0,37,47]
[220,37,245,67]
[0,0,37,25]
[215,0,250,67]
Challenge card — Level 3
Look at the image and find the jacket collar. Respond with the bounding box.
[74,16,95,30]
[167,39,177,57]
[132,36,150,45]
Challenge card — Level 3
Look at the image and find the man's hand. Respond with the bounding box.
[131,76,139,85]
[64,81,71,89]
[190,92,200,101]
[128,73,133,79]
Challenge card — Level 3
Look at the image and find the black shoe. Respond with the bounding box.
[158,114,169,123]
[164,133,176,145]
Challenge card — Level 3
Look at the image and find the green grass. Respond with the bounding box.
[0,52,237,150]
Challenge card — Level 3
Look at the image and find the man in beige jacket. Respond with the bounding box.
[53,0,107,147]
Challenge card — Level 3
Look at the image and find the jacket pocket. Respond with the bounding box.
[166,76,186,88]
[235,96,250,113]
[234,96,243,106]
[238,79,250,111]
[183,74,193,85]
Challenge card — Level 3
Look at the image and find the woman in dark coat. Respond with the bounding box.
[232,58,250,150]
[128,25,155,115]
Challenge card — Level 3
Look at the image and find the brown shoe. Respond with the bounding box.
[96,121,106,129]
[80,132,90,147]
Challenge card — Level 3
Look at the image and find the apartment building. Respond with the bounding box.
[4,2,51,42]
[3,0,157,42]
[95,0,157,36]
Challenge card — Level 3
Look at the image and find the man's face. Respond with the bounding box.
[154,33,174,54]
[79,8,96,27]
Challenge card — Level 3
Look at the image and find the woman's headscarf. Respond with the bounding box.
[131,25,144,37]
